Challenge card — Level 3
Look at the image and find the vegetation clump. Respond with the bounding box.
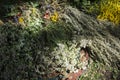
[0,0,120,80]
[97,0,120,25]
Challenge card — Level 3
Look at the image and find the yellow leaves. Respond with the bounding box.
[97,0,120,25]
[51,12,59,22]
[97,15,104,20]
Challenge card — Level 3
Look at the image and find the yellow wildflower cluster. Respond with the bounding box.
[97,0,120,25]
[18,17,25,26]
[43,0,65,22]
[51,12,59,22]
[18,17,24,23]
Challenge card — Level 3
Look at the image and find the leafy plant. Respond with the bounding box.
[97,0,120,25]
[0,20,75,80]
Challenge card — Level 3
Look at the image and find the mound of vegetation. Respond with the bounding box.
[0,0,120,80]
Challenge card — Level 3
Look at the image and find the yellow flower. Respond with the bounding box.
[18,17,24,23]
[51,16,57,22]
[51,12,59,22]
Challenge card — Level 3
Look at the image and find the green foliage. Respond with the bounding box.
[67,0,99,8]
[78,62,119,80]
[0,21,74,79]
[68,0,120,24]
[67,0,100,17]
[0,0,38,5]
